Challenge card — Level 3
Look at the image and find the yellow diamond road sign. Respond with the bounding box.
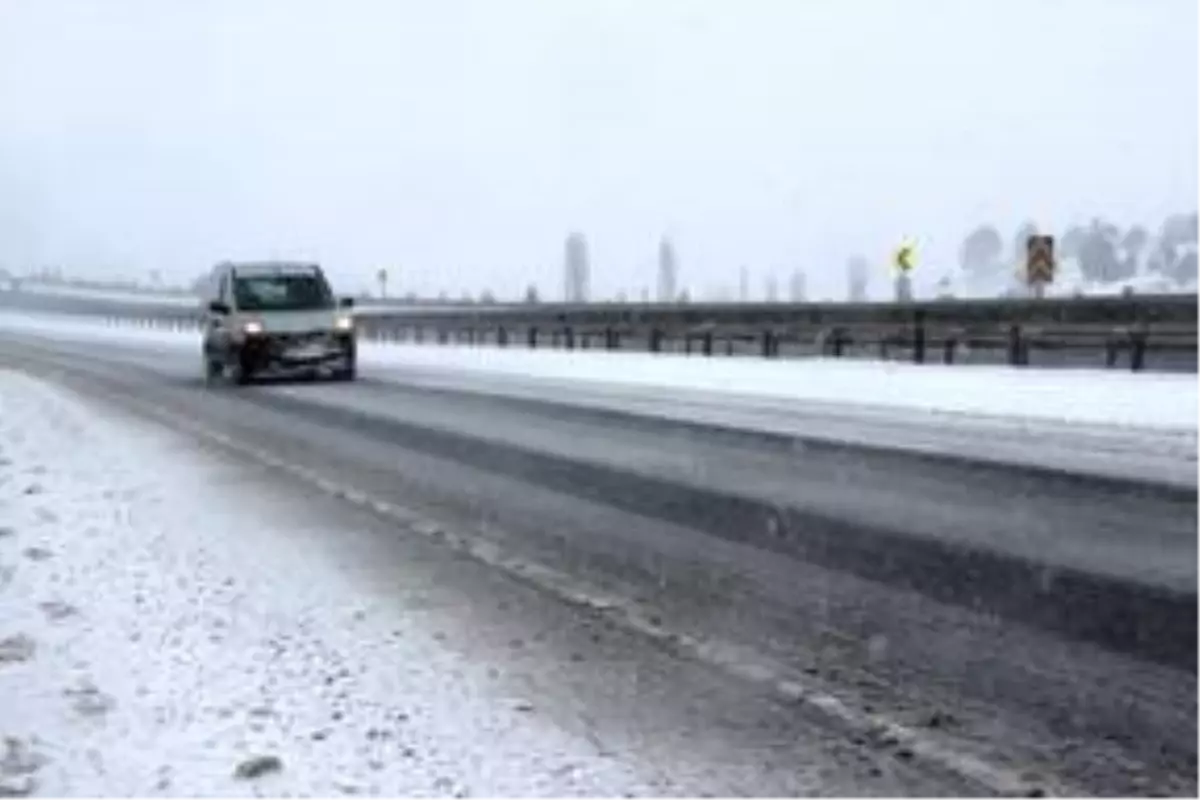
[1026,235,1055,285]
[894,241,916,273]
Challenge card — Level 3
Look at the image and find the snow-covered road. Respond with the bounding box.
[0,316,1195,796]
[0,371,690,797]
[0,309,1194,489]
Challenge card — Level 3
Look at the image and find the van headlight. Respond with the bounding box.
[334,316,354,332]
[242,321,264,335]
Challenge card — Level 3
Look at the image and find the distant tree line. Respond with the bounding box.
[958,211,1198,287]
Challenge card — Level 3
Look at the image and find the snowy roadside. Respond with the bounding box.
[0,369,661,797]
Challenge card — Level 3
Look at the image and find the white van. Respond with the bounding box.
[201,261,357,384]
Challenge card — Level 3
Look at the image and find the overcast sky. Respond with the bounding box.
[0,0,1196,299]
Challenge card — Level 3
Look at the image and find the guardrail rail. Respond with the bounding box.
[2,288,1195,372]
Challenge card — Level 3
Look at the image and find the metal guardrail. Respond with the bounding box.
[2,288,1196,372]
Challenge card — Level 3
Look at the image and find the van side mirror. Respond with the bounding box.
[339,297,355,309]
[208,300,230,315]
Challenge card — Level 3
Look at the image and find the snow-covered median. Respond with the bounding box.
[358,342,1199,433]
[0,370,656,797]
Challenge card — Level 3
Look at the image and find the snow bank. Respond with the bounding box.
[0,370,660,796]
[359,343,1198,433]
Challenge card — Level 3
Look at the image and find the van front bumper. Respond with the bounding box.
[239,331,356,371]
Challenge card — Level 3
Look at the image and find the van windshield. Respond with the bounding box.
[234,273,334,312]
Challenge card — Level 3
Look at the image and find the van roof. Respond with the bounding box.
[219,261,322,277]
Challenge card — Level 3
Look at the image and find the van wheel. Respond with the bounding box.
[203,355,222,385]
[227,356,252,386]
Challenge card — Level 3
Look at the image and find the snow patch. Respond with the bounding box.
[0,369,660,796]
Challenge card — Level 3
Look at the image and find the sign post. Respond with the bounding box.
[1025,235,1055,298]
[893,239,916,301]
[376,268,389,299]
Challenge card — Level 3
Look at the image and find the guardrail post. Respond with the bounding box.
[684,335,693,355]
[1007,324,1025,366]
[761,330,773,358]
[438,329,449,345]
[831,328,846,358]
[942,336,956,365]
[1130,331,1147,372]
[702,331,713,356]
[528,327,538,349]
[468,328,476,346]
[415,326,424,344]
[649,329,663,353]
[1106,335,1120,368]
[725,338,734,356]
[913,311,926,364]
[564,328,575,349]
[497,327,508,347]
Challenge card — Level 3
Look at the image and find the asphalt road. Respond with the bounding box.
[0,331,1195,796]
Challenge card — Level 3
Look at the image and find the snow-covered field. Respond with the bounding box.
[1,310,1195,433]
[0,370,663,796]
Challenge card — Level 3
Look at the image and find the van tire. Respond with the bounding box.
[203,355,222,385]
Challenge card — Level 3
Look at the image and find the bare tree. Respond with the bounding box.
[959,224,1004,280]
[1119,225,1150,277]
[1173,251,1199,285]
[788,269,807,302]
[1076,218,1124,283]
[764,275,779,302]
[1150,212,1199,283]
[846,255,870,302]
[657,237,678,302]
[1161,212,1199,248]
[1181,211,1198,240]
[1059,224,1088,261]
[1122,225,1150,257]
[563,232,590,302]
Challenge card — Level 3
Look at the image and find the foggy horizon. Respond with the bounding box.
[1,0,1196,300]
